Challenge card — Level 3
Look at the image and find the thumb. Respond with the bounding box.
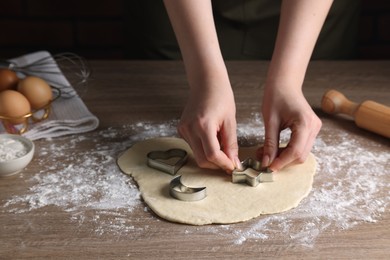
[260,121,280,167]
[221,120,239,170]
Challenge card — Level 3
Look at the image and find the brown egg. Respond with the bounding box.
[17,76,53,109]
[0,90,31,124]
[0,69,19,91]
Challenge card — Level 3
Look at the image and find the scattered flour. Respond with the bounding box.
[1,114,389,247]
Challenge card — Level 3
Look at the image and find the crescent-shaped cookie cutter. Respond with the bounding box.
[232,158,273,187]
[146,148,188,175]
[169,175,207,201]
[146,148,207,201]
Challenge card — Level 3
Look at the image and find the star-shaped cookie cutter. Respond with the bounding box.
[232,158,273,187]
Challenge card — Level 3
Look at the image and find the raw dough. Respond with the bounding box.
[117,137,316,225]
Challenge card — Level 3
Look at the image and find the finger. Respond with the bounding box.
[220,119,239,169]
[200,125,235,172]
[256,146,264,159]
[262,119,280,167]
[273,116,322,170]
[189,135,220,170]
[291,120,321,166]
[269,126,309,171]
[178,124,219,169]
[257,146,285,161]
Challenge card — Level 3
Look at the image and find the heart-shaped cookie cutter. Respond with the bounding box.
[147,148,188,175]
[169,175,207,201]
[232,158,273,187]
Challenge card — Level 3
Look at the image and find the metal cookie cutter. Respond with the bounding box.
[169,175,207,201]
[147,148,188,175]
[232,158,273,187]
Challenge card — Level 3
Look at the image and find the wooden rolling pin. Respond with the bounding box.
[321,89,390,138]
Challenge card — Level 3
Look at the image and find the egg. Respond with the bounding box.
[17,76,53,109]
[0,69,19,91]
[0,90,31,124]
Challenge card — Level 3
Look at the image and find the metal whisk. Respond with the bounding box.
[0,52,90,98]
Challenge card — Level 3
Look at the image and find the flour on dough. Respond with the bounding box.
[117,137,316,225]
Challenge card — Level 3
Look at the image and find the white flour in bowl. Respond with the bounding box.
[2,114,389,247]
[0,137,28,162]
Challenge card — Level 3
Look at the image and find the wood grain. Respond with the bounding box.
[0,61,389,259]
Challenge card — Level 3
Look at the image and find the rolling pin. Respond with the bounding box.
[321,89,390,138]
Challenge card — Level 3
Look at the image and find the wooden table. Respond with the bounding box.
[0,61,389,259]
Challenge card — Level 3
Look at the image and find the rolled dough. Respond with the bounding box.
[117,137,316,225]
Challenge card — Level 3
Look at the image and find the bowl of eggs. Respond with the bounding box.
[0,68,58,134]
[0,134,34,177]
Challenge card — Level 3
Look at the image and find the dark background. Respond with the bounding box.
[0,0,389,60]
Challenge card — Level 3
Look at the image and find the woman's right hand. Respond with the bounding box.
[163,0,240,172]
[178,80,239,173]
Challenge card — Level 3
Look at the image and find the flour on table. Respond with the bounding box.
[2,114,389,247]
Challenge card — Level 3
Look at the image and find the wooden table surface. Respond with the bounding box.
[0,60,389,259]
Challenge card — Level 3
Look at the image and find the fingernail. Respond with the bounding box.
[262,155,270,167]
[234,157,243,170]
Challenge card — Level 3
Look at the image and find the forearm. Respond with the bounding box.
[267,0,334,89]
[163,0,229,90]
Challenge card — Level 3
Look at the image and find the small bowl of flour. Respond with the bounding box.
[0,134,34,177]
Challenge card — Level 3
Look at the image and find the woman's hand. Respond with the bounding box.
[255,0,331,171]
[258,85,322,171]
[178,80,238,172]
[163,0,240,172]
